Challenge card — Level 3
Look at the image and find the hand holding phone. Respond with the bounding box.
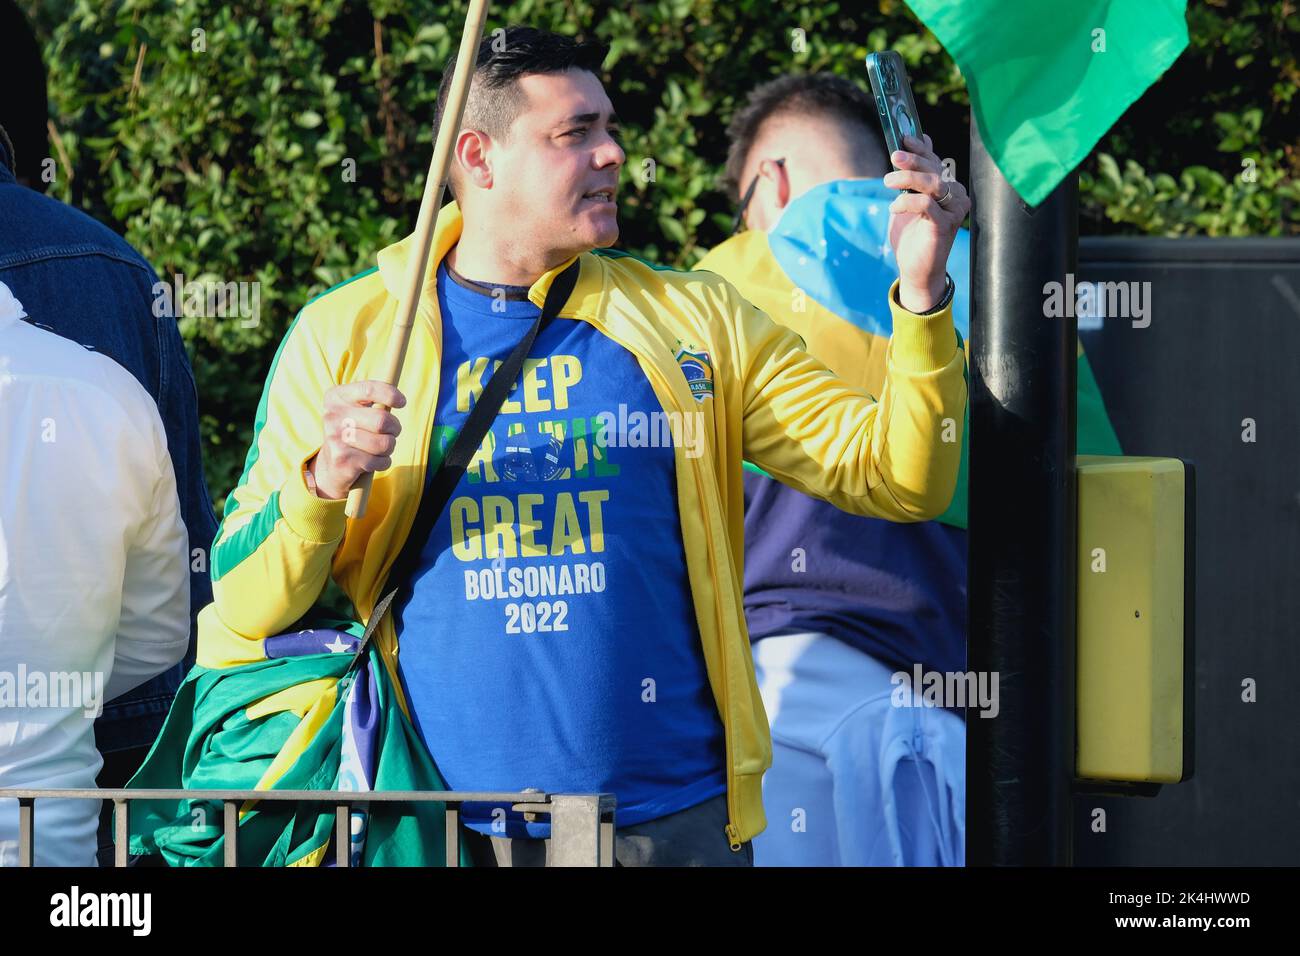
[865,52,970,312]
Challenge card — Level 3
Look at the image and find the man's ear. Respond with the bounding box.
[455,128,493,191]
[761,158,791,211]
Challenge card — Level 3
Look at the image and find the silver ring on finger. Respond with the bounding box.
[936,184,953,208]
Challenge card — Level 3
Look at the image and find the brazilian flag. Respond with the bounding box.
[126,624,469,867]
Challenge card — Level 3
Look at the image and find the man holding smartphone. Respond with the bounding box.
[698,72,1121,866]
[191,29,970,866]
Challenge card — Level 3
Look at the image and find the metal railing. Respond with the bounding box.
[4,788,616,868]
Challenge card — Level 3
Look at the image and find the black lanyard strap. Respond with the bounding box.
[373,259,581,626]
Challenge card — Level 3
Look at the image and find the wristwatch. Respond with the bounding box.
[896,273,955,316]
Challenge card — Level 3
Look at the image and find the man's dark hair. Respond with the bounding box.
[434,26,607,144]
[722,72,887,201]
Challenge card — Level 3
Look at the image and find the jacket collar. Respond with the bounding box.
[374,200,602,335]
[372,203,692,412]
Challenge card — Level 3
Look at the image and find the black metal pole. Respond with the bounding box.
[967,114,1078,866]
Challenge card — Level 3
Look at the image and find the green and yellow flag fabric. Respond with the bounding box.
[126,625,469,867]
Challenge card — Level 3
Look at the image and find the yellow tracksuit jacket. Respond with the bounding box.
[202,200,967,847]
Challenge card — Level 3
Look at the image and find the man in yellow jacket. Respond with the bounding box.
[203,27,968,866]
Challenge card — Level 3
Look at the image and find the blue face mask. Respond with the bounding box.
[767,177,969,339]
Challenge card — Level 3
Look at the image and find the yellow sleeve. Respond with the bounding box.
[736,278,967,521]
[202,307,347,661]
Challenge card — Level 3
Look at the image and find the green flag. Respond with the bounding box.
[906,0,1189,205]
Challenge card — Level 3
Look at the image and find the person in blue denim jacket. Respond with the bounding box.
[0,123,218,860]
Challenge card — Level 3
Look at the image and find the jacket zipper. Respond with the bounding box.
[621,337,744,851]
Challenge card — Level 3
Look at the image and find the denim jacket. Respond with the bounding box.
[0,145,217,752]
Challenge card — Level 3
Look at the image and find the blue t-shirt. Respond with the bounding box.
[393,262,727,838]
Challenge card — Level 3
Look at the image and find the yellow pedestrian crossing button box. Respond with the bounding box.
[1076,456,1194,787]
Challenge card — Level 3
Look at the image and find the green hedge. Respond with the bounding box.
[19,0,1298,509]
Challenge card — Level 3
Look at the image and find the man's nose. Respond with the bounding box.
[595,135,625,169]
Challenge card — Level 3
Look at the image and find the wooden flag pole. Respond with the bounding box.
[345,0,491,519]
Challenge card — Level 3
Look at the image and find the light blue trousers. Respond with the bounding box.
[751,632,965,866]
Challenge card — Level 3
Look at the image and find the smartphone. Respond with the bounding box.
[865,51,924,163]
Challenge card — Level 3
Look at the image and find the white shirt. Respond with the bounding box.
[0,280,189,866]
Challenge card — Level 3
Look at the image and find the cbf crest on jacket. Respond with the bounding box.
[674,344,716,403]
